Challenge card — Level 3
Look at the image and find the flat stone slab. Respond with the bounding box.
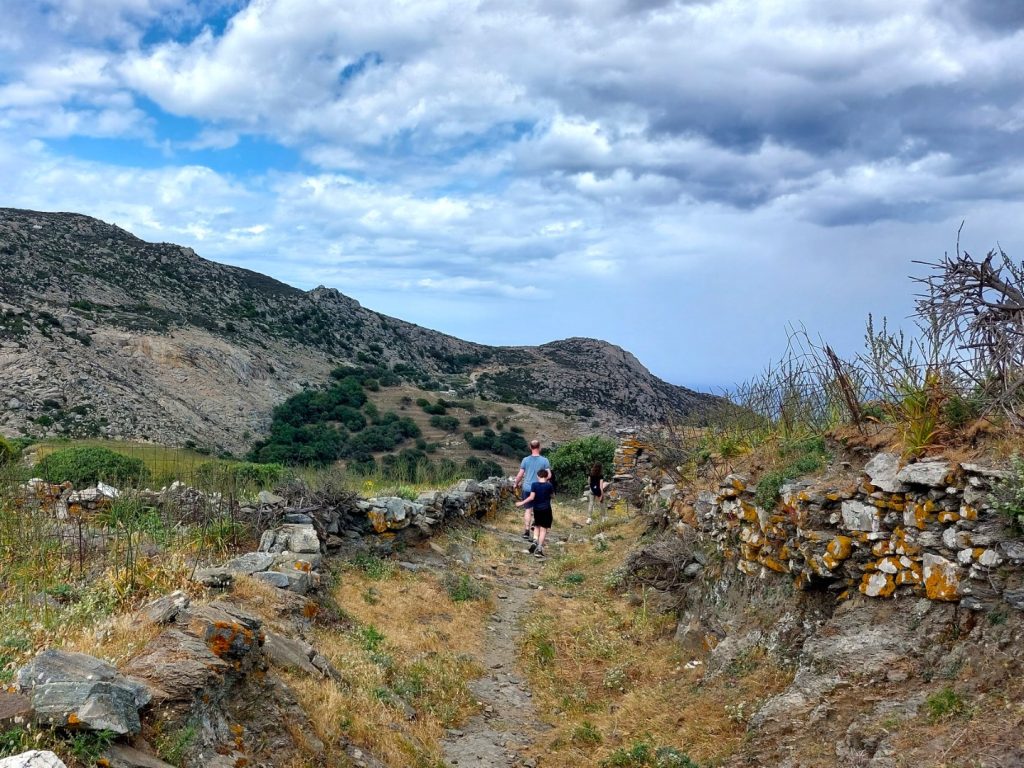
[896,461,952,487]
[0,752,67,768]
[15,650,150,734]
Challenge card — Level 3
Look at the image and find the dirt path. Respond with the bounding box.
[438,526,550,768]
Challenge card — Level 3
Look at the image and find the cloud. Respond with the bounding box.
[1,0,1024,387]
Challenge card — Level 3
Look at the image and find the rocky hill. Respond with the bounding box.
[0,208,717,453]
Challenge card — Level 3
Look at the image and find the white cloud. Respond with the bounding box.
[1,0,1024,386]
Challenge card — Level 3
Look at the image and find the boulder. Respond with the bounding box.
[124,629,229,702]
[0,752,67,768]
[15,650,150,734]
[32,682,141,734]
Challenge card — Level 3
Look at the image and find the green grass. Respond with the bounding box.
[925,686,969,722]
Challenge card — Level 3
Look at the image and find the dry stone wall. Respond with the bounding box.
[649,450,1024,613]
[4,476,515,768]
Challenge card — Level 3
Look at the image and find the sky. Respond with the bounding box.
[1,0,1023,391]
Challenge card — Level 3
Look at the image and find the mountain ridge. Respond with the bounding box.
[0,207,718,453]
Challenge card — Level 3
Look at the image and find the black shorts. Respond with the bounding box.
[590,482,603,499]
[532,507,553,529]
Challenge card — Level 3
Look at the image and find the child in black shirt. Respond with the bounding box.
[516,468,553,558]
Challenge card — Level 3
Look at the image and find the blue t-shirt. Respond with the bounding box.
[529,481,554,512]
[520,454,550,489]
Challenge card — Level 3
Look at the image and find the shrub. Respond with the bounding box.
[35,446,149,487]
[468,414,490,427]
[547,436,616,496]
[925,686,968,722]
[990,454,1024,531]
[429,415,460,432]
[0,436,16,467]
[443,572,487,602]
[600,740,699,768]
[195,461,286,491]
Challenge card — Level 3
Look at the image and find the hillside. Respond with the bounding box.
[0,208,717,454]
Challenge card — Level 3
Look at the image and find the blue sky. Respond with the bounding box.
[1,0,1023,391]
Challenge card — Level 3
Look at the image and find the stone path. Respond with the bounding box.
[438,526,550,768]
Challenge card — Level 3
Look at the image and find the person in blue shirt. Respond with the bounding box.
[516,468,554,558]
[514,440,551,539]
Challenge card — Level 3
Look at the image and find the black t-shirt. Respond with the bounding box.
[530,481,554,511]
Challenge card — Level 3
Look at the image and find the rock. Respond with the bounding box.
[282,513,313,524]
[184,603,263,661]
[896,461,952,487]
[0,692,32,727]
[262,630,320,676]
[683,562,704,578]
[864,453,906,493]
[193,567,233,588]
[124,629,229,702]
[15,650,150,735]
[841,500,879,532]
[222,552,277,575]
[102,745,176,768]
[32,681,143,735]
[254,570,311,594]
[259,524,320,554]
[141,590,190,624]
[0,752,67,768]
[961,463,1010,481]
[257,490,284,506]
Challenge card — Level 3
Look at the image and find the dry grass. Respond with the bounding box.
[515,504,793,768]
[287,561,494,767]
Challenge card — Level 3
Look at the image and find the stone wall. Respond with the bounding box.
[4,476,515,768]
[650,452,1024,612]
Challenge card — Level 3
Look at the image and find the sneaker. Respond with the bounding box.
[522,529,532,539]
[533,548,546,559]
[585,518,592,525]
[528,542,537,554]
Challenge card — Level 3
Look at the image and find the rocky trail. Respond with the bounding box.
[430,525,555,767]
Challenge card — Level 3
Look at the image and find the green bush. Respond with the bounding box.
[754,436,830,508]
[600,740,699,768]
[429,414,460,432]
[195,461,286,491]
[443,572,487,602]
[35,446,149,487]
[990,454,1024,531]
[547,436,616,496]
[925,686,968,722]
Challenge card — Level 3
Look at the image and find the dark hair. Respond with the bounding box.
[537,468,550,479]
[590,463,603,481]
